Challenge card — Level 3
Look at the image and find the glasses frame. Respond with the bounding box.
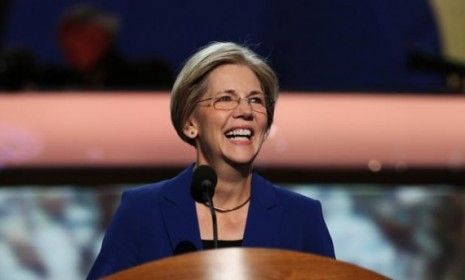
[197,94,268,114]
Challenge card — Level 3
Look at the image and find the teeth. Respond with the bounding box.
[225,128,252,138]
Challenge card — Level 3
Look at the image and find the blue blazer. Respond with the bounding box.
[87,166,335,279]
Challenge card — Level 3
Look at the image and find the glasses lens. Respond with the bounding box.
[213,96,267,114]
[249,96,266,113]
[214,98,236,110]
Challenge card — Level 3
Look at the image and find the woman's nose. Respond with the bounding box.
[233,98,254,118]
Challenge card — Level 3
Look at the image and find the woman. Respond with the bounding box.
[87,42,334,279]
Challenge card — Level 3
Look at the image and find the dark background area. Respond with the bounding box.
[0,0,451,92]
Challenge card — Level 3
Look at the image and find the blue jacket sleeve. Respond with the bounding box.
[87,190,141,279]
[306,200,335,258]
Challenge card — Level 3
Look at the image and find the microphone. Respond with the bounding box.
[174,241,197,255]
[191,165,217,203]
[191,165,218,249]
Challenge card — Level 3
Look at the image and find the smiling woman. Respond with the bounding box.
[87,42,335,279]
[186,64,269,169]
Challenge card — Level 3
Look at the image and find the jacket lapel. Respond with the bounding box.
[242,173,283,247]
[160,165,202,253]
[160,167,283,251]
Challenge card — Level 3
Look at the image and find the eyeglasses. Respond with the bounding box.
[197,94,267,114]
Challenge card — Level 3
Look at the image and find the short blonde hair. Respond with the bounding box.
[171,42,279,145]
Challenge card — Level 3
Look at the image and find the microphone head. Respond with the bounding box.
[191,165,217,203]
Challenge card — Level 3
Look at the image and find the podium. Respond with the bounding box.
[104,248,389,280]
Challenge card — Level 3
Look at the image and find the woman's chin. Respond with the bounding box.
[223,152,257,167]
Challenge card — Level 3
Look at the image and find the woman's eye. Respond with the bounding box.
[217,95,233,102]
[250,97,265,104]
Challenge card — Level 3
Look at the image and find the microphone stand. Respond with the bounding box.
[205,194,218,249]
[192,165,219,250]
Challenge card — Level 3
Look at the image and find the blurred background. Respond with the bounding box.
[1,1,465,279]
[1,0,465,92]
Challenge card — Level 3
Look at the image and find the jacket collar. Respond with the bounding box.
[160,165,282,252]
[160,165,202,253]
[242,172,282,247]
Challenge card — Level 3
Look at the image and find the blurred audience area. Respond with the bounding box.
[1,3,174,91]
[0,185,464,279]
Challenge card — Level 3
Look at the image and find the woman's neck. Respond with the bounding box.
[195,160,252,208]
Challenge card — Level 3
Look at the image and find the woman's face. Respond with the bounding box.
[185,64,268,167]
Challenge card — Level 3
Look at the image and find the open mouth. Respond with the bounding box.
[224,128,253,140]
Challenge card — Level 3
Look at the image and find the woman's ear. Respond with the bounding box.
[183,118,198,139]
